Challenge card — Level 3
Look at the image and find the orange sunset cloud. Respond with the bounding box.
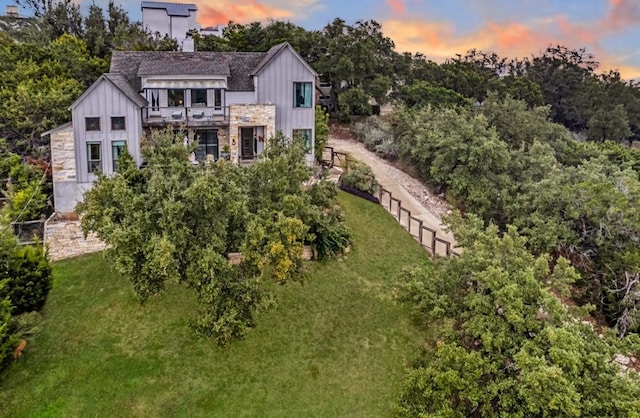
[381,0,640,79]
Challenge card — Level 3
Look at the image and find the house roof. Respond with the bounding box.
[251,42,318,77]
[111,51,265,91]
[40,121,72,138]
[138,56,230,76]
[108,43,317,93]
[141,1,197,17]
[69,74,147,110]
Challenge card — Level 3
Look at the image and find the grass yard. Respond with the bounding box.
[0,192,430,417]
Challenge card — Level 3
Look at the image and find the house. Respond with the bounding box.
[47,42,317,213]
[141,1,199,51]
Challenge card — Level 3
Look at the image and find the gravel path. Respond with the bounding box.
[327,128,452,220]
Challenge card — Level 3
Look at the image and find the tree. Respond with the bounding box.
[587,104,632,143]
[314,105,329,162]
[78,129,350,344]
[396,215,640,417]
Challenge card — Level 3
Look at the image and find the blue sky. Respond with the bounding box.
[4,0,640,79]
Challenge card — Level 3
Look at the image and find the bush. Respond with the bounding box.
[352,116,398,159]
[1,245,52,316]
[0,281,18,370]
[339,160,378,196]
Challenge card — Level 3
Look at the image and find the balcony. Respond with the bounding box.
[142,106,230,127]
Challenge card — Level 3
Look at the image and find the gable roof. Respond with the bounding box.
[69,74,147,110]
[251,42,318,77]
[141,1,197,17]
[111,51,265,91]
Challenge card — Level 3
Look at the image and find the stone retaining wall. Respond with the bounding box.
[44,214,106,261]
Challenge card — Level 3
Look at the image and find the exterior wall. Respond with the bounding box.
[71,79,143,184]
[255,47,315,163]
[142,7,198,51]
[50,124,92,213]
[44,215,106,262]
[228,104,276,163]
[226,91,256,105]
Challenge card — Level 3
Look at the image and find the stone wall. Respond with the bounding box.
[50,123,89,213]
[44,214,106,261]
[50,124,76,184]
[228,104,276,163]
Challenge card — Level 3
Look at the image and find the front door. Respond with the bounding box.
[240,128,254,159]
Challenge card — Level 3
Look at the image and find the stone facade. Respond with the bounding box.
[50,123,76,183]
[49,123,91,213]
[228,104,276,163]
[44,214,106,261]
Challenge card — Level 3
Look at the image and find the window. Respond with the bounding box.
[168,89,184,107]
[85,117,100,131]
[214,89,222,110]
[293,129,312,152]
[112,141,127,172]
[293,82,312,108]
[111,116,125,131]
[87,142,101,173]
[195,130,219,162]
[150,89,160,111]
[191,89,207,107]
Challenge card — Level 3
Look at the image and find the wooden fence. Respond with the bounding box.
[323,147,459,258]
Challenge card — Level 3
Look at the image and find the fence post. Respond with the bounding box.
[396,202,401,221]
[418,221,423,245]
[445,241,451,257]
[431,234,437,255]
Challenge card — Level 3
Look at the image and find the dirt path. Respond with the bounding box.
[328,129,457,250]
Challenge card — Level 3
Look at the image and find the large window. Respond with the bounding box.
[168,89,184,107]
[111,116,125,131]
[293,128,312,152]
[191,89,207,107]
[112,140,127,172]
[293,82,312,108]
[87,142,101,173]
[85,117,100,131]
[195,130,219,162]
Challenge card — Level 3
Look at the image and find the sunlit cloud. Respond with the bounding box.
[381,0,640,79]
[387,0,405,14]
[191,0,322,26]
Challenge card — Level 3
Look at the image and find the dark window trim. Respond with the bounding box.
[85,117,101,132]
[111,116,126,131]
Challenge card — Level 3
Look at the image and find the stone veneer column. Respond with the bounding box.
[228,104,276,163]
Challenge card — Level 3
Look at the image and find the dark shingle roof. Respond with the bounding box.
[110,51,266,92]
[138,57,230,76]
[141,1,197,17]
[104,73,148,108]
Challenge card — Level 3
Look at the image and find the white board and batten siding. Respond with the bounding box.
[71,78,143,184]
[255,47,316,151]
[226,91,257,106]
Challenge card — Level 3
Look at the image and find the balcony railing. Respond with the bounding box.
[143,106,230,126]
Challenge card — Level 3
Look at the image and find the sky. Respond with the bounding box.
[4,0,640,80]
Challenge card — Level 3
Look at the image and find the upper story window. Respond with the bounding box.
[214,89,222,110]
[293,82,312,108]
[85,117,100,131]
[111,116,126,131]
[168,89,184,107]
[191,89,207,107]
[87,142,101,173]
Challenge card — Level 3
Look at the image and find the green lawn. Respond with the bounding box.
[0,192,430,417]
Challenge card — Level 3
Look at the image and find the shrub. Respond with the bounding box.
[339,160,378,196]
[1,244,52,315]
[0,282,17,370]
[338,88,372,119]
[352,116,398,159]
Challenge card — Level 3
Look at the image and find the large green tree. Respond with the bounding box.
[396,215,640,417]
